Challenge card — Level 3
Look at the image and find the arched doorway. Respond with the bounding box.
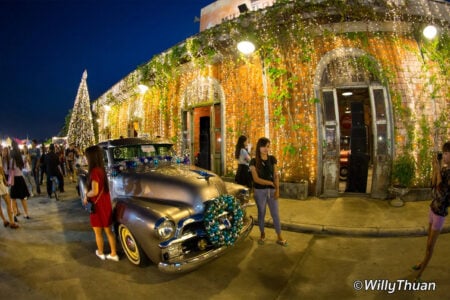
[181,77,225,175]
[315,48,393,198]
[127,95,144,138]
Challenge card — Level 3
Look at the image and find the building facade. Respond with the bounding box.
[93,0,449,198]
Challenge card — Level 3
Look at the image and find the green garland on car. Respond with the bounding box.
[204,195,244,247]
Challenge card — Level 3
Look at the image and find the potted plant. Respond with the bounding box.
[389,154,416,207]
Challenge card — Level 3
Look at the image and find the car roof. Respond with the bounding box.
[98,137,173,148]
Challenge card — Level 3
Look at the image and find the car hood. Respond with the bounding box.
[110,164,227,214]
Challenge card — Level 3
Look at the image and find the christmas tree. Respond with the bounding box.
[67,70,95,152]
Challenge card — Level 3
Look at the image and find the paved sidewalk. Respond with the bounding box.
[247,195,450,237]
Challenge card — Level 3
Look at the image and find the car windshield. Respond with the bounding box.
[111,144,173,163]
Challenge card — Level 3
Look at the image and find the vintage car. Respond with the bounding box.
[77,138,253,273]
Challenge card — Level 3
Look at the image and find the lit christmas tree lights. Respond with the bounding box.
[67,70,95,152]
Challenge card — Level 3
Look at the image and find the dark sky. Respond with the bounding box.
[0,0,213,142]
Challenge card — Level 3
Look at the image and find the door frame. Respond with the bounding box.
[317,84,393,197]
[182,103,224,175]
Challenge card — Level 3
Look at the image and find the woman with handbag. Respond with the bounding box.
[82,145,119,262]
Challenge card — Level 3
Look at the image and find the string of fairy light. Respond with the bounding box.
[92,1,447,189]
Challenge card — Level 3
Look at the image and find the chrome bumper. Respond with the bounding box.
[158,216,254,273]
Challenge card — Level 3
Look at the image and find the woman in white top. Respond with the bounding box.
[0,145,19,228]
[234,135,252,188]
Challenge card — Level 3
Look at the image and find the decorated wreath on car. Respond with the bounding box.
[204,195,244,247]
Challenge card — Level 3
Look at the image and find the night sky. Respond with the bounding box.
[0,0,213,142]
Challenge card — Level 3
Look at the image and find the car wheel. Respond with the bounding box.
[118,224,149,266]
[340,166,348,181]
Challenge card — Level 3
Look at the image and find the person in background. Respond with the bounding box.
[9,140,31,220]
[29,139,41,195]
[57,145,66,177]
[413,142,450,280]
[21,146,34,197]
[39,144,47,185]
[2,146,10,182]
[0,146,19,229]
[249,137,287,247]
[234,135,252,189]
[82,145,119,262]
[43,144,64,198]
[65,143,78,183]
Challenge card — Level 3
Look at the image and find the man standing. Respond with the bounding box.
[65,143,78,183]
[28,139,41,195]
[43,144,64,198]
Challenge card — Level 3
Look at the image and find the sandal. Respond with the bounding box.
[3,221,9,227]
[276,240,288,247]
[258,238,265,245]
[9,223,19,229]
[412,263,422,271]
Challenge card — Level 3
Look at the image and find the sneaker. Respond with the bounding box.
[95,250,105,260]
[106,254,119,262]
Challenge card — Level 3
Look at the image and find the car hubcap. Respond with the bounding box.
[119,225,140,263]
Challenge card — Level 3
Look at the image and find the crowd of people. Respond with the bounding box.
[0,138,119,262]
[0,139,81,229]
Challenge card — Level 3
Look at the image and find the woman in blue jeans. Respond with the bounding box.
[249,137,287,246]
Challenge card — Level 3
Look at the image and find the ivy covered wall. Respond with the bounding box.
[94,0,449,192]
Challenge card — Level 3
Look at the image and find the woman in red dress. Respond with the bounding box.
[82,145,118,261]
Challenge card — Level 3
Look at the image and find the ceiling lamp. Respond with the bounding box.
[342,91,353,96]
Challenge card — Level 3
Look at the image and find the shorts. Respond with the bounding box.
[429,209,446,231]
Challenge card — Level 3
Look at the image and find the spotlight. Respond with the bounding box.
[238,4,249,13]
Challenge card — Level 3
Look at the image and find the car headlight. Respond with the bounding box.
[155,218,176,240]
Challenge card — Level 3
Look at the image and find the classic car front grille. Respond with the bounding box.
[181,221,207,239]
[162,221,212,262]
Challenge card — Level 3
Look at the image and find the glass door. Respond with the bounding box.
[369,86,392,198]
[321,89,340,197]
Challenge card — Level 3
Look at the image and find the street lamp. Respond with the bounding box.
[423,25,437,40]
[237,41,256,55]
[237,40,270,138]
[137,84,149,94]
